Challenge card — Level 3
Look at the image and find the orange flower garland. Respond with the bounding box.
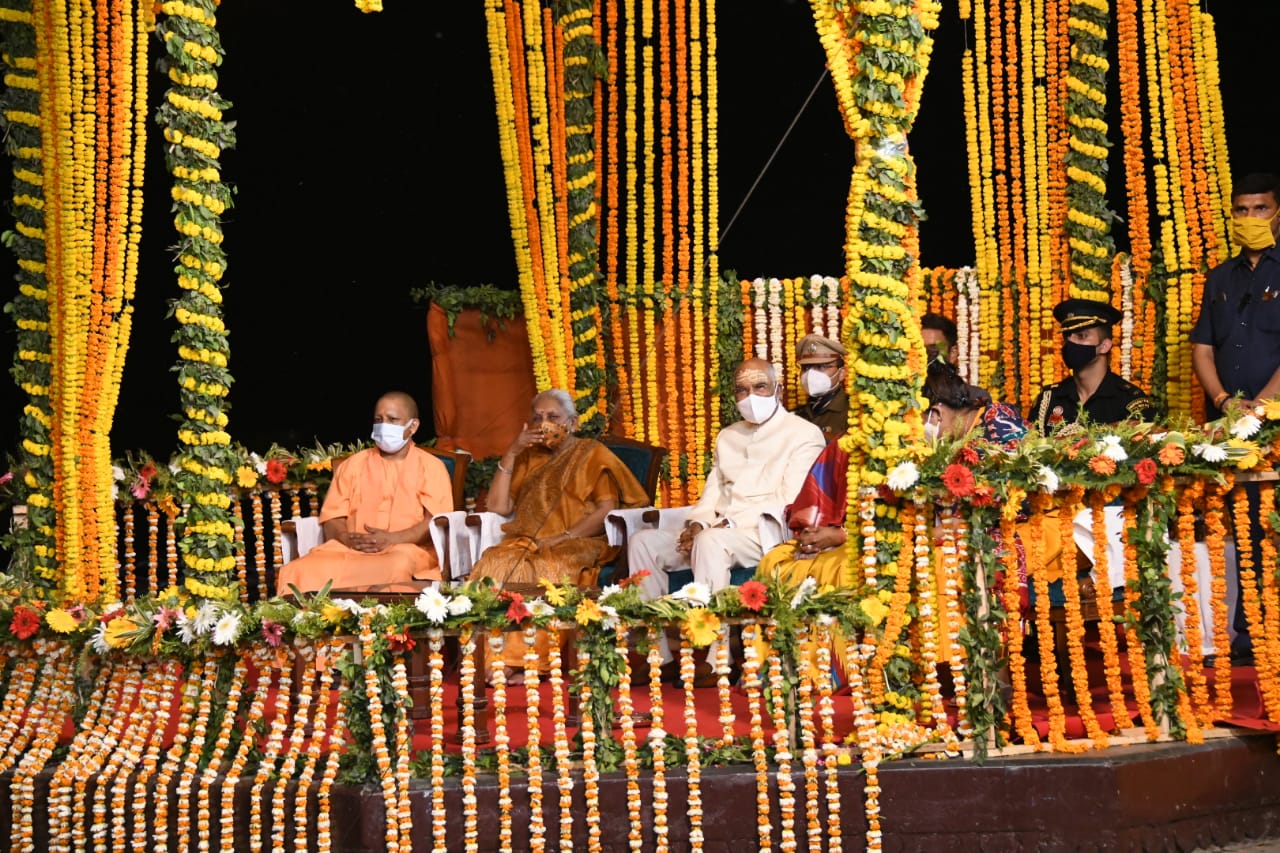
[1202,482,1234,716]
[741,622,772,848]
[1174,481,1211,720]
[1118,508,1160,740]
[765,633,795,851]
[1254,483,1280,722]
[679,640,704,852]
[1089,493,1129,732]
[1058,490,1104,748]
[488,629,513,850]
[613,626,643,849]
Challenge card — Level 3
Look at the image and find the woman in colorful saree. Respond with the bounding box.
[471,388,649,682]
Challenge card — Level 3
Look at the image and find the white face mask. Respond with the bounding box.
[737,392,779,425]
[923,420,941,445]
[802,368,834,397]
[371,421,411,454]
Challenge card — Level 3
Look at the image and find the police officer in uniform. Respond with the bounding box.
[1032,297,1158,435]
[795,333,849,442]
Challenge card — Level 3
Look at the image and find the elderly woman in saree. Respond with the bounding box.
[471,388,649,682]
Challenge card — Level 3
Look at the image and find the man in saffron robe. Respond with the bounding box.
[471,388,650,681]
[276,391,453,595]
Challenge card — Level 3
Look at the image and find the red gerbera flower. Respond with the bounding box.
[504,592,531,623]
[1134,457,1157,485]
[942,463,976,498]
[959,445,981,465]
[970,485,996,507]
[386,627,416,653]
[10,606,40,640]
[139,462,158,482]
[738,580,768,612]
[266,459,288,484]
[619,568,650,588]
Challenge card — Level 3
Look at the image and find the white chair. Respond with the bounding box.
[605,503,788,593]
[278,445,476,588]
[279,509,471,584]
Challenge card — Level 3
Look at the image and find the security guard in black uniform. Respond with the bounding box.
[1032,297,1158,434]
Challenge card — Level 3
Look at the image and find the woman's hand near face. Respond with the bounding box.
[508,422,544,456]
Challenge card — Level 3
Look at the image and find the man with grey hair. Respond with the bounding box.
[629,357,826,686]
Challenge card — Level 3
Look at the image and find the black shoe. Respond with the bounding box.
[1231,649,1256,667]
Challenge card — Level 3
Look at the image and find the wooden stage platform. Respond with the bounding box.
[4,727,1270,851]
[321,729,1280,852]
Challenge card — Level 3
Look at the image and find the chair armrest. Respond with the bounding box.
[604,506,659,549]
[757,503,790,554]
[282,516,325,563]
[430,511,471,583]
[646,505,692,532]
[464,511,514,566]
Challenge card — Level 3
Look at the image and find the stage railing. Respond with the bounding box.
[113,483,321,605]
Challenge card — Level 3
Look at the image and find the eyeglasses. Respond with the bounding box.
[802,360,840,371]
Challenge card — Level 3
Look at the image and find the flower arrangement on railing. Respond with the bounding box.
[1,400,1279,848]
[884,399,1280,754]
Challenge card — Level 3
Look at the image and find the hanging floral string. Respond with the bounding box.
[155,0,240,606]
[0,0,60,591]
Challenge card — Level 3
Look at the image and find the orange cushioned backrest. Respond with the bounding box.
[428,303,537,459]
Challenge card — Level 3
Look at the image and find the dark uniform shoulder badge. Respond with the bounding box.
[1125,396,1155,417]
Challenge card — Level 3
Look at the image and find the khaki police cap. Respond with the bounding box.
[796,334,847,365]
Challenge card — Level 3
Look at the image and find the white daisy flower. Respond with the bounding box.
[886,461,920,491]
[1230,413,1262,439]
[91,622,112,655]
[211,610,242,646]
[251,452,266,475]
[1098,435,1128,461]
[176,610,198,644]
[445,594,473,616]
[333,597,367,615]
[599,604,620,631]
[598,583,623,602]
[415,588,450,623]
[112,465,126,483]
[1192,442,1229,463]
[791,576,818,608]
[191,602,220,636]
[528,599,555,618]
[1035,465,1060,494]
[671,582,711,606]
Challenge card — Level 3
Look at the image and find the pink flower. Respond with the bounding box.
[152,605,181,631]
[1134,457,1158,485]
[0,471,13,487]
[262,620,285,647]
[130,479,151,500]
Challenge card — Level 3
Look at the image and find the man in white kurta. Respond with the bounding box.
[630,358,826,668]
